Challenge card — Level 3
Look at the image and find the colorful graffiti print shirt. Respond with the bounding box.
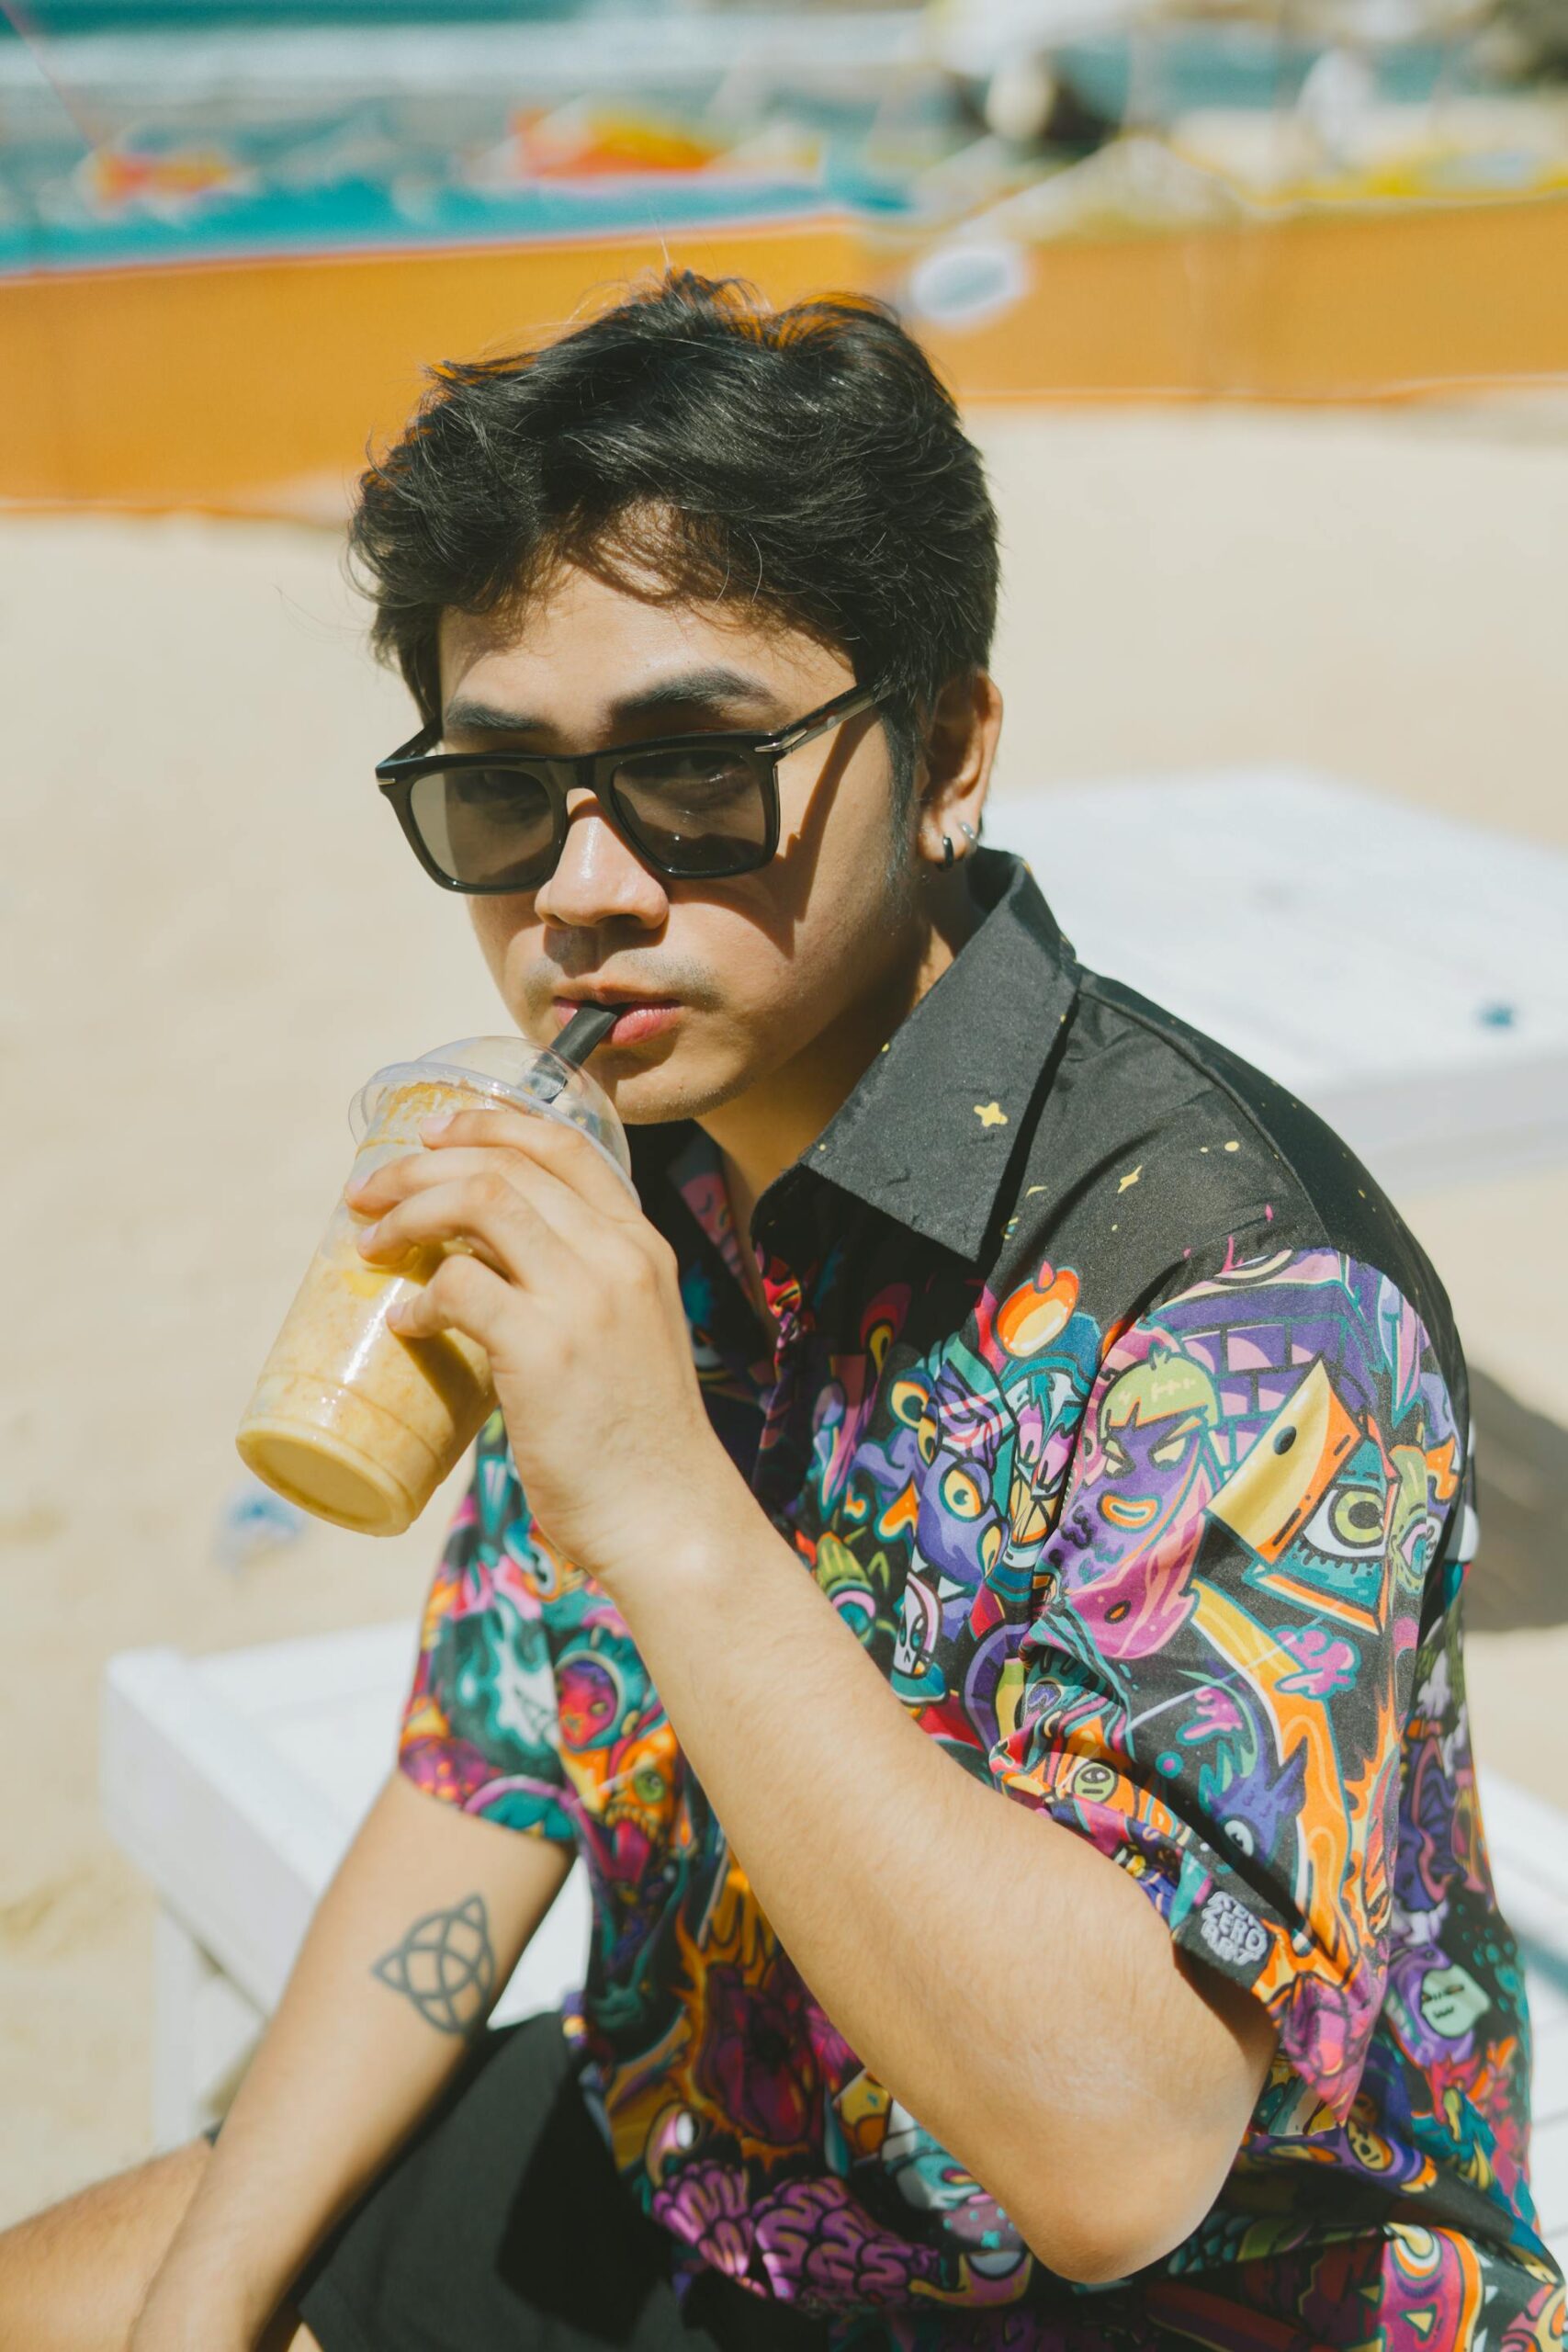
[400,851,1564,2349]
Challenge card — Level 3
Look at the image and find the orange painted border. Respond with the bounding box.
[897,192,1568,407]
[0,221,866,514]
[4,194,1567,513]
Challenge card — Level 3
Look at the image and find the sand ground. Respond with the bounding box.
[4,399,1567,2224]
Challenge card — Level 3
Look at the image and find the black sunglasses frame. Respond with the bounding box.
[375,682,883,894]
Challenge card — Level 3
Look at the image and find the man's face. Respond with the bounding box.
[439,561,928,1128]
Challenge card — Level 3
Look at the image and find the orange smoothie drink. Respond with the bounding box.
[236,1036,630,1538]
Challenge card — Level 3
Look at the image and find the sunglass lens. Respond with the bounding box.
[612,746,768,876]
[409,765,558,889]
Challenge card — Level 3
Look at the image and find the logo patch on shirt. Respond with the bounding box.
[1199,1889,1269,1968]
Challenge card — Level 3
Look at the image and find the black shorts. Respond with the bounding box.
[275,2014,836,2351]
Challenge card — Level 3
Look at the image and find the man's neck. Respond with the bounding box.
[699,868,982,1283]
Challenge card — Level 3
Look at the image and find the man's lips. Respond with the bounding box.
[550,996,682,1046]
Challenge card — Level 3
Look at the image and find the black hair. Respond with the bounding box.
[349,268,999,817]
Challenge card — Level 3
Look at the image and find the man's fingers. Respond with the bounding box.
[421,1106,639,1220]
[350,1147,590,1256]
[386,1249,514,1347]
[360,1167,577,1290]
[347,1129,636,1254]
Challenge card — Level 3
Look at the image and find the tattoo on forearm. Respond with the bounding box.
[370,1893,496,2035]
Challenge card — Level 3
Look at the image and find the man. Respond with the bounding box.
[4,271,1562,2351]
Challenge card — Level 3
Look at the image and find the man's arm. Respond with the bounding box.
[130,1770,571,2351]
[352,1104,1284,2287]
[611,1499,1277,2288]
[350,1097,1445,2292]
[355,1114,1424,2289]
[601,1246,1445,2286]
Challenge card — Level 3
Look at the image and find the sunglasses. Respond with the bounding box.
[375,683,882,894]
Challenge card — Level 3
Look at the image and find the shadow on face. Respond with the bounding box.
[438,562,924,1128]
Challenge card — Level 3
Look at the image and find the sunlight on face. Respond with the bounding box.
[440,562,928,1129]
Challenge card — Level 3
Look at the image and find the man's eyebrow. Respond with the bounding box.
[617,667,793,726]
[442,666,792,740]
[440,698,541,738]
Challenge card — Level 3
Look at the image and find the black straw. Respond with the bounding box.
[550,1001,620,1071]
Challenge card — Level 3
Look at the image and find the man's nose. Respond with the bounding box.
[533,791,668,930]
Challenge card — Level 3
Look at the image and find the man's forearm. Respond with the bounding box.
[132,1770,570,2348]
[610,1478,1271,2282]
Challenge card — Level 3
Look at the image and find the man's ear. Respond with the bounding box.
[914,669,1003,868]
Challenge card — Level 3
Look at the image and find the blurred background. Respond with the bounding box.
[4,0,1568,2226]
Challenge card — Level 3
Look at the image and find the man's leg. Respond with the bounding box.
[0,2143,317,2352]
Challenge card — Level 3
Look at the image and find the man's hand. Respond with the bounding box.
[347,1106,743,1579]
[347,1114,1278,2284]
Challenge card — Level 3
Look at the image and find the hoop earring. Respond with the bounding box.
[941,834,955,869]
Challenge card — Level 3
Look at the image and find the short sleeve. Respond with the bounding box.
[398,1408,578,1845]
[988,1244,1461,2122]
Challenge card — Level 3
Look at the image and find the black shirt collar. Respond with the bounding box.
[629,849,1079,1265]
[788,848,1077,1260]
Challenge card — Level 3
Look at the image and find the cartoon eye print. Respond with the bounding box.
[889,1376,929,1429]
[558,1658,622,1748]
[893,1574,942,1685]
[1224,1818,1257,1857]
[1101,1434,1133,1479]
[941,1464,986,1521]
[1303,1482,1389,1559]
[1150,1416,1204,1468]
[1345,2102,1396,2174]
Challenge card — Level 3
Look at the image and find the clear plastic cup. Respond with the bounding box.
[235,1037,632,1538]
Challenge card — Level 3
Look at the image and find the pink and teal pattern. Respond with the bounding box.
[400,1148,1564,2348]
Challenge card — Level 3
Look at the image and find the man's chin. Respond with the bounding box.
[598,1050,751,1128]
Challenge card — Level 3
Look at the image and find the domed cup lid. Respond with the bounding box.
[350,1035,633,1192]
